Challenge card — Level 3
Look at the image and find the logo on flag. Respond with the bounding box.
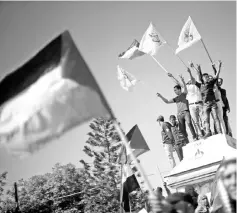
[139,22,166,56]
[175,16,201,54]
[149,32,162,44]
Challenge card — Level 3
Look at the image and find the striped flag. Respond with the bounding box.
[175,16,201,54]
[117,65,138,91]
[139,22,166,56]
[118,39,145,60]
[118,125,150,164]
[0,31,113,157]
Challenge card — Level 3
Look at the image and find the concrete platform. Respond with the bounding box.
[164,134,236,195]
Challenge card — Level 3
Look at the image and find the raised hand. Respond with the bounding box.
[196,64,201,71]
[187,67,191,73]
[189,61,194,68]
[167,73,173,77]
[218,60,222,67]
[179,74,185,82]
[157,93,161,97]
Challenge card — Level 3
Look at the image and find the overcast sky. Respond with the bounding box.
[0,1,235,192]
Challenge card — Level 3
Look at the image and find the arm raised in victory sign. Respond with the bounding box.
[179,74,187,94]
[156,93,174,104]
[187,67,195,84]
[167,73,183,88]
[215,60,222,79]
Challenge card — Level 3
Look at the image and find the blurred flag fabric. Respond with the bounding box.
[118,125,150,164]
[117,65,138,91]
[139,22,166,56]
[118,39,145,60]
[175,16,201,54]
[0,30,113,157]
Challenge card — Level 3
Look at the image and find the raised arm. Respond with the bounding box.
[167,73,183,88]
[196,64,204,84]
[214,60,222,79]
[156,93,174,104]
[179,74,187,94]
[187,67,195,84]
[212,63,217,75]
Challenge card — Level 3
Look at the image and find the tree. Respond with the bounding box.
[79,118,122,213]
[0,171,9,211]
[1,163,84,213]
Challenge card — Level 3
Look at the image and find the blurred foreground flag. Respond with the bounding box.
[118,39,145,60]
[0,31,113,157]
[175,16,201,54]
[117,65,138,91]
[139,22,166,56]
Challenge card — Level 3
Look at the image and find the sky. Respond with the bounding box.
[0,1,236,193]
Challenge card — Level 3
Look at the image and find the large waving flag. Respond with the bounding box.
[118,39,145,60]
[118,125,150,164]
[0,31,113,157]
[139,22,166,56]
[117,65,138,92]
[175,16,201,54]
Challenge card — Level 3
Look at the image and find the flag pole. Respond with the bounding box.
[151,56,168,73]
[200,38,213,64]
[113,120,162,213]
[157,166,164,183]
[120,163,124,213]
[165,43,188,69]
[14,182,20,211]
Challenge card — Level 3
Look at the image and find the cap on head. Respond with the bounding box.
[157,115,164,122]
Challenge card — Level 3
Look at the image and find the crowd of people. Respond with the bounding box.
[146,157,236,213]
[156,61,232,168]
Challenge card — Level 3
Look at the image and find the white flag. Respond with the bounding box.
[175,16,201,54]
[117,65,137,91]
[139,22,166,56]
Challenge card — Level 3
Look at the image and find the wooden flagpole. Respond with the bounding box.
[200,38,213,64]
[113,120,162,213]
[151,56,168,73]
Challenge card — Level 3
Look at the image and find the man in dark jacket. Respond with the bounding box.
[157,115,176,168]
[185,185,199,210]
[217,78,232,137]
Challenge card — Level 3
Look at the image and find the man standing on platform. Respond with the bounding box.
[169,115,189,161]
[156,115,176,168]
[157,74,198,141]
[168,65,204,139]
[217,78,232,137]
[195,61,222,139]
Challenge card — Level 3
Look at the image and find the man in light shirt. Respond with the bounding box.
[167,66,204,139]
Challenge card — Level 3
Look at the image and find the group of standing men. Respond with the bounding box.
[156,61,232,168]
